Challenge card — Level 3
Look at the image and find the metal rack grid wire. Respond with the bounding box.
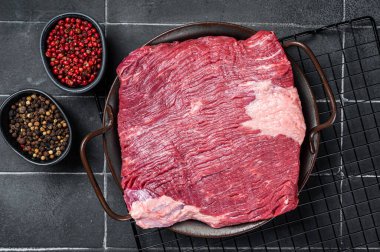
[102,16,380,251]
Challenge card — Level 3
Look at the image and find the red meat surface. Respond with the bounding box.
[117,31,306,229]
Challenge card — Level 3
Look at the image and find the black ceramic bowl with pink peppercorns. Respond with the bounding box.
[40,13,106,93]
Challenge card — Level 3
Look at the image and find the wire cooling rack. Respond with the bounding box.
[99,16,380,251]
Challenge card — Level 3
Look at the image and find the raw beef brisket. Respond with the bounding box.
[117,31,306,229]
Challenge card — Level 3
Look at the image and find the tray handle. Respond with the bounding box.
[283,41,337,154]
[80,105,131,221]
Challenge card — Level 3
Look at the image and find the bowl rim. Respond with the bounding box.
[0,88,73,166]
[40,12,106,94]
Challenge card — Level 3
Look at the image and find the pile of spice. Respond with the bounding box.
[45,17,102,87]
[8,93,70,161]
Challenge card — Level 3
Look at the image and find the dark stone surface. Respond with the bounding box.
[0,0,105,22]
[0,23,51,94]
[105,175,137,249]
[0,174,104,247]
[0,0,379,251]
[107,0,343,25]
[346,0,380,24]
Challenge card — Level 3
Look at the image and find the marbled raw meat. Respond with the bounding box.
[117,31,306,229]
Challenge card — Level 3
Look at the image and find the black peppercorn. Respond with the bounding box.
[8,93,69,161]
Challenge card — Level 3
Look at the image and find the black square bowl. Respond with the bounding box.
[40,12,106,93]
[0,89,72,165]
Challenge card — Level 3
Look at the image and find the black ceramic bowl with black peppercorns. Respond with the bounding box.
[0,89,72,165]
[40,12,106,93]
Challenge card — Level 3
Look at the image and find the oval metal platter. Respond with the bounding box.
[103,22,320,238]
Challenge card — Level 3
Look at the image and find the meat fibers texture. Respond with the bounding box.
[117,31,306,229]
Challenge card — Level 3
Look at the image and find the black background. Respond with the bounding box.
[0,0,379,251]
